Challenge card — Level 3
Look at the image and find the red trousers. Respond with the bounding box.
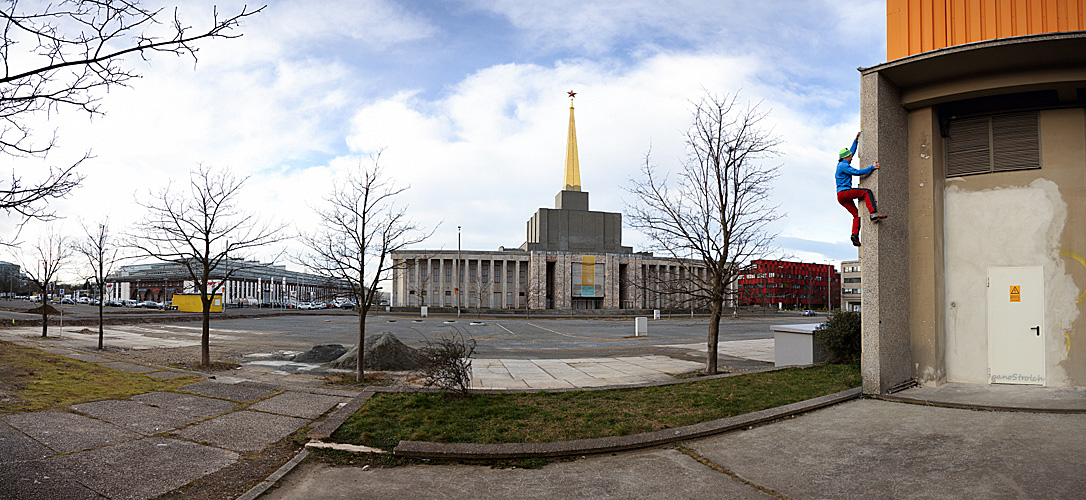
[837,188,877,235]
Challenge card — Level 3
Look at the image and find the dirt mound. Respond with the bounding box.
[329,332,423,371]
[293,344,349,363]
[27,304,60,315]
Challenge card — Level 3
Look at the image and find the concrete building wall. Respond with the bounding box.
[860,32,1086,392]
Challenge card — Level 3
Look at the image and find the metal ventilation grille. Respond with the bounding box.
[992,112,1040,172]
[945,111,1040,177]
[945,116,991,177]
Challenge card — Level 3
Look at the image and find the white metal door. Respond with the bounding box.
[987,267,1045,385]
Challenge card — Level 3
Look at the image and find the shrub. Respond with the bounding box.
[420,332,477,397]
[813,311,861,364]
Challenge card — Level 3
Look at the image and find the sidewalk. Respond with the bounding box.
[0,344,355,500]
[263,396,1086,500]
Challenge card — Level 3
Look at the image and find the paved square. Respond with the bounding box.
[48,437,238,500]
[248,391,347,419]
[175,410,307,452]
[0,419,53,463]
[2,411,139,453]
[471,355,703,389]
[179,380,279,402]
[133,391,238,418]
[72,399,197,435]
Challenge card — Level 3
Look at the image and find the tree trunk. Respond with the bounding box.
[97,299,104,350]
[707,296,721,374]
[356,307,366,383]
[201,303,211,367]
[40,292,48,338]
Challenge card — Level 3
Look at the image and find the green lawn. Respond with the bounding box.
[0,341,201,414]
[332,364,860,450]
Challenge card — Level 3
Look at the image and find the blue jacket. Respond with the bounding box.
[835,139,874,192]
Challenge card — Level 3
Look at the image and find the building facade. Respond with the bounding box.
[736,260,840,311]
[861,0,1086,392]
[841,259,861,312]
[391,95,713,311]
[107,259,345,306]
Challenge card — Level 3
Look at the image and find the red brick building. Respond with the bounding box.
[737,260,840,310]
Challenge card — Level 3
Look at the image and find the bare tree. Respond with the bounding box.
[18,227,71,337]
[299,153,433,383]
[626,91,781,374]
[0,1,263,224]
[74,219,118,350]
[129,165,287,367]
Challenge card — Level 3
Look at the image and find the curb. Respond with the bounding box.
[391,387,861,460]
[874,393,1086,414]
[236,448,310,500]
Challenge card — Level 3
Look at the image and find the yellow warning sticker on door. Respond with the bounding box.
[1010,285,1021,302]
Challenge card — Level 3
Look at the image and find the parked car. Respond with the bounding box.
[60,298,75,304]
[801,309,817,316]
[136,301,164,309]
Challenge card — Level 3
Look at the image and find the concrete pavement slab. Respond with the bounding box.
[143,370,193,379]
[0,460,101,500]
[64,353,112,363]
[262,447,775,500]
[95,361,158,373]
[2,411,138,453]
[39,347,73,354]
[132,391,238,418]
[686,399,1086,500]
[47,436,238,500]
[249,391,346,419]
[71,399,196,435]
[175,410,307,452]
[0,420,53,463]
[179,380,279,402]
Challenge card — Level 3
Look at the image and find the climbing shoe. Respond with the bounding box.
[851,234,861,247]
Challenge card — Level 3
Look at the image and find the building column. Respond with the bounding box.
[859,70,913,395]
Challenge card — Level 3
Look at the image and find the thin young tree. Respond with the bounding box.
[129,165,287,367]
[18,228,71,337]
[299,153,432,383]
[626,91,781,374]
[0,1,263,225]
[74,219,118,350]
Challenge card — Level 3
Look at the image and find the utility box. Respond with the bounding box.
[635,317,648,337]
[420,306,428,317]
[653,309,661,320]
[772,323,826,367]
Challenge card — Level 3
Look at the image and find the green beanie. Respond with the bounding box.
[838,148,852,159]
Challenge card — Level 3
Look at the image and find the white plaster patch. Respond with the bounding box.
[944,179,1077,386]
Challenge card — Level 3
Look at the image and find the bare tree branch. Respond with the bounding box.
[73,217,118,349]
[625,91,781,374]
[297,152,434,383]
[0,1,264,225]
[16,226,71,337]
[128,164,288,367]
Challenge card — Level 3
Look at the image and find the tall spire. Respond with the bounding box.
[563,90,581,192]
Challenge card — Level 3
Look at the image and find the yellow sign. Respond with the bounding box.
[1010,285,1021,303]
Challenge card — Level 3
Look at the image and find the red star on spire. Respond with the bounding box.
[568,90,576,98]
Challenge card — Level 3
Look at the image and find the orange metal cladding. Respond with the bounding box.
[887,0,1086,60]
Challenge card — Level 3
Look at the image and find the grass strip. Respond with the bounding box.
[331,364,860,450]
[0,341,201,414]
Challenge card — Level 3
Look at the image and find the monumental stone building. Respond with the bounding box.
[860,0,1086,392]
[391,95,711,311]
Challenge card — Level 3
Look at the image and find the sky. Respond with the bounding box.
[5,0,888,283]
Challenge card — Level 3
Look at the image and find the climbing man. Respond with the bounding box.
[836,131,886,247]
